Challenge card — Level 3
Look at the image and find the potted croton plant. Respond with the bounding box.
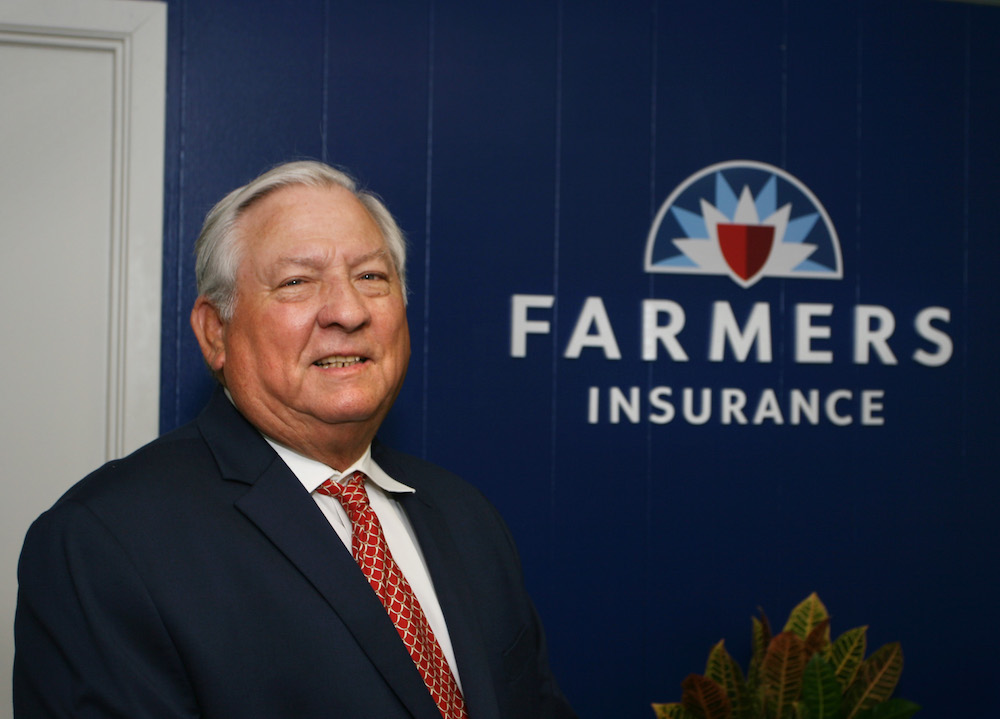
[652,593,920,719]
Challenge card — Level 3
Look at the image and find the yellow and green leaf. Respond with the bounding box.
[842,642,904,719]
[783,593,830,646]
[828,626,867,689]
[652,701,698,719]
[705,640,754,719]
[761,632,807,719]
[748,614,772,692]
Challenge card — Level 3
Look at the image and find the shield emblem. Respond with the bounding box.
[717,223,775,282]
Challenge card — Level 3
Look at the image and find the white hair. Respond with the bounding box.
[194,160,408,320]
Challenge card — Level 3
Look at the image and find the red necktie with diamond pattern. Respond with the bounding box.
[317,471,468,719]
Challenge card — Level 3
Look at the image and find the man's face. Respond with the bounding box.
[202,183,410,454]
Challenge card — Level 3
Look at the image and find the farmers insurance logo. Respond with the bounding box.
[645,160,842,288]
[510,159,954,427]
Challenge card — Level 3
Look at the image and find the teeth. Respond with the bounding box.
[314,356,363,368]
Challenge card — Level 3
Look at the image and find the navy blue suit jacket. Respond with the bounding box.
[14,389,575,718]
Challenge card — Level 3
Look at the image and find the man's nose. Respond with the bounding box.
[316,281,370,330]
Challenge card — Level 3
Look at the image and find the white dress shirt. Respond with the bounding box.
[264,438,462,687]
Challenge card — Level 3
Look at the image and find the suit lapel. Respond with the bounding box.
[396,483,502,719]
[197,391,441,719]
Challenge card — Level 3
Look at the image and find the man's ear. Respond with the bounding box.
[191,297,227,373]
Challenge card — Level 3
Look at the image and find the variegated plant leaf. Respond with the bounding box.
[842,643,904,719]
[761,632,807,719]
[749,613,772,693]
[782,593,829,643]
[652,701,699,719]
[705,640,754,719]
[851,697,921,719]
[799,654,841,719]
[803,618,831,659]
[681,673,733,719]
[705,640,734,684]
[828,626,867,689]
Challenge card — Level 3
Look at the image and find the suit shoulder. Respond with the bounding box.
[51,420,214,511]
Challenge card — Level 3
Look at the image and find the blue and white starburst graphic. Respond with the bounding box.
[644,160,843,288]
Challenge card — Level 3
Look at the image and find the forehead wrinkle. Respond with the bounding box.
[273,253,328,271]
[271,247,390,271]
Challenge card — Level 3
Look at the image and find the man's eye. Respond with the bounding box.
[360,273,385,281]
[281,278,304,287]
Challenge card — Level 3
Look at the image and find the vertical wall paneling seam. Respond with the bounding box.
[776,0,789,393]
[853,5,864,308]
[850,3,865,540]
[321,0,330,162]
[643,0,660,695]
[549,0,564,552]
[644,0,659,449]
[780,0,789,169]
[421,0,436,459]
[174,0,188,427]
[960,7,971,466]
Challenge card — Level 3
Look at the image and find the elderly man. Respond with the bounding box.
[14,161,575,719]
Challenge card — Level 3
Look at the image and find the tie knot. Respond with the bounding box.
[317,470,370,518]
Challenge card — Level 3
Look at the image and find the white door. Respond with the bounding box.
[0,0,165,713]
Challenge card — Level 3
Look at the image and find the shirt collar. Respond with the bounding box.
[263,437,415,496]
[221,389,413,496]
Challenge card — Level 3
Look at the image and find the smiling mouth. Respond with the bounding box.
[313,356,367,368]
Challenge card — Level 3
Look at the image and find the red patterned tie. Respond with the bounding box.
[317,471,468,719]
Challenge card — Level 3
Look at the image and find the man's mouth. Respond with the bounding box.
[313,355,366,368]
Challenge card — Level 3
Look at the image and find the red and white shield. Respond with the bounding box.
[717,223,775,282]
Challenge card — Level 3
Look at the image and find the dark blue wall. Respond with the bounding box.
[160,1,1000,716]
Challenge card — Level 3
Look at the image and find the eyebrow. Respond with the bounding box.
[350,249,390,266]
